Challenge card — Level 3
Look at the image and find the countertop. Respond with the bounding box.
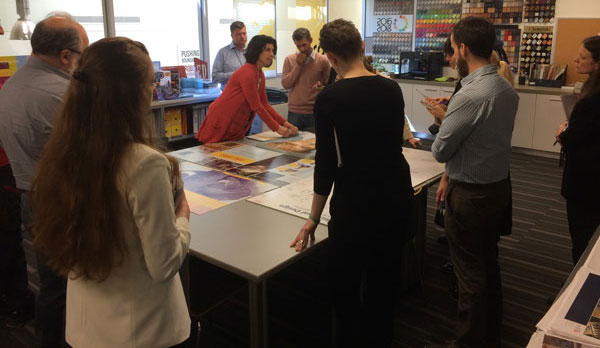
[393,78,570,95]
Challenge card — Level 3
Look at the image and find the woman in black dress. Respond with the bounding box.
[290,19,413,348]
[556,35,600,264]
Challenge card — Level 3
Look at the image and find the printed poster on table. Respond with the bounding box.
[228,155,313,186]
[180,161,277,215]
[248,177,331,225]
[254,132,316,155]
[169,142,281,167]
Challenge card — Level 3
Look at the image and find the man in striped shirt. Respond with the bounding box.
[430,17,518,348]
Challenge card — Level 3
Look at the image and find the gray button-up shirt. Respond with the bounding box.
[0,56,70,190]
[212,42,246,85]
[432,64,519,184]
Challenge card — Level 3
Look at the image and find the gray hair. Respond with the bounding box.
[230,21,245,34]
[31,17,81,56]
[45,11,73,20]
[292,28,311,41]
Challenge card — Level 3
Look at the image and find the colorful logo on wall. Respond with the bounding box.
[373,15,413,34]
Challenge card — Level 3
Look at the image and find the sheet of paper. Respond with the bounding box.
[211,144,281,164]
[402,148,446,187]
[247,131,282,142]
[537,267,600,346]
[248,177,331,225]
[169,142,242,164]
[266,137,316,153]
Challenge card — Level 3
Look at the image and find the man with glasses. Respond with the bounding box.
[212,21,247,87]
[0,15,88,347]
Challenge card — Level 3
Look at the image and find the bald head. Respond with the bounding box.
[31,16,88,56]
[31,16,89,74]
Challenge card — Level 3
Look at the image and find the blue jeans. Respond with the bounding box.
[21,193,67,348]
[287,111,315,133]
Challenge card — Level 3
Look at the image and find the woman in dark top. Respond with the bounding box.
[290,19,413,348]
[556,35,600,264]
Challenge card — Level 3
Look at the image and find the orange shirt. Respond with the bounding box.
[196,63,286,143]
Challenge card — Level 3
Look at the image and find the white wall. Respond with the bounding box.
[328,0,363,34]
[556,0,600,19]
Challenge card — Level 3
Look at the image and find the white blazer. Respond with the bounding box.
[66,144,191,348]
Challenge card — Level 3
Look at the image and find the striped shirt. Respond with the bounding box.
[431,64,518,184]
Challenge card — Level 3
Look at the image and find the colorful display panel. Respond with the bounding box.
[415,0,462,51]
[523,0,556,23]
[462,0,523,24]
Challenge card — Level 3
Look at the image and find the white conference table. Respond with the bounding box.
[185,146,445,348]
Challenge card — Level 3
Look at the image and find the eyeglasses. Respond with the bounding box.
[66,48,81,55]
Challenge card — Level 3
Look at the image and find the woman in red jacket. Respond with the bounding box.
[197,35,298,143]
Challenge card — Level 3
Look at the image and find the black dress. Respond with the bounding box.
[560,94,600,264]
[313,75,413,347]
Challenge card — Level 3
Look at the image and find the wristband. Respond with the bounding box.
[308,214,320,224]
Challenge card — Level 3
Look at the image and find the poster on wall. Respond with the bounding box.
[0,56,28,90]
[367,15,413,36]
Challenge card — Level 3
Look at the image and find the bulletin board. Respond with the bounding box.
[554,18,600,85]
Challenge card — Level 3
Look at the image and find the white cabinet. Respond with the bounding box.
[410,84,440,133]
[532,94,566,153]
[398,83,413,121]
[511,93,536,148]
[440,86,456,96]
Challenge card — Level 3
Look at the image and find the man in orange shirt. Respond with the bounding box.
[281,28,330,132]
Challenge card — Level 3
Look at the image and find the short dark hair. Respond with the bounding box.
[31,17,81,56]
[319,19,362,61]
[443,37,454,56]
[452,17,496,60]
[244,35,277,64]
[292,28,311,42]
[230,21,245,34]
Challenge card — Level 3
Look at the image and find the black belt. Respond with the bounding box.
[448,178,509,189]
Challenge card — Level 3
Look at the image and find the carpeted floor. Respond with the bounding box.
[1,150,573,348]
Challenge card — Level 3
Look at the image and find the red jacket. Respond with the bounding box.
[196,63,286,143]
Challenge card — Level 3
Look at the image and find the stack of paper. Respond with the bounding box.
[527,238,600,347]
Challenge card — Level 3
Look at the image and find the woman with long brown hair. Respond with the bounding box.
[31,37,191,348]
[556,35,600,265]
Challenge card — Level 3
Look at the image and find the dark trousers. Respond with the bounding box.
[287,111,315,133]
[566,199,600,265]
[0,164,29,303]
[21,193,67,348]
[328,218,402,348]
[445,179,509,348]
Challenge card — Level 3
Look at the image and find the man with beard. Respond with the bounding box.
[281,28,330,132]
[428,17,518,348]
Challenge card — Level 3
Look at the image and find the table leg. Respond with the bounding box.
[248,279,268,348]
